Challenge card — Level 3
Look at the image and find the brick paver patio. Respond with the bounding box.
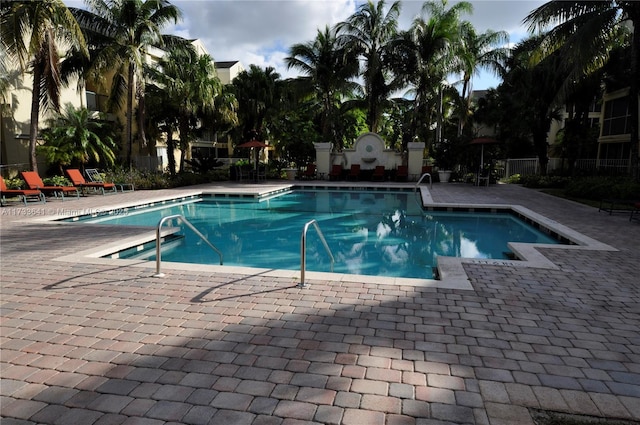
[1,182,639,425]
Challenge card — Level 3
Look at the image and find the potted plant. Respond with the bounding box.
[434,140,454,182]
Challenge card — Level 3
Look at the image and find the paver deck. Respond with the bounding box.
[1,181,639,425]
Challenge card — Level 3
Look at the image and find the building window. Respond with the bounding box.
[601,96,631,136]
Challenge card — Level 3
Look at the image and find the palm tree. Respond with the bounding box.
[38,103,117,173]
[231,65,282,141]
[70,0,182,168]
[286,25,360,146]
[395,0,472,150]
[500,36,568,174]
[336,0,402,133]
[455,23,508,134]
[0,0,87,173]
[148,46,222,173]
[523,1,640,177]
[144,82,179,175]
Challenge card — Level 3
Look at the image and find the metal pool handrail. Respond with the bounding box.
[299,219,334,288]
[415,172,432,189]
[153,214,223,277]
[414,173,432,209]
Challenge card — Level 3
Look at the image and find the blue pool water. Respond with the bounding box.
[77,190,560,279]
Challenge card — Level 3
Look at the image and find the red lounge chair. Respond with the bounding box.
[65,169,116,195]
[301,163,316,180]
[372,165,385,181]
[329,164,343,181]
[395,165,408,181]
[20,171,80,200]
[0,176,45,206]
[347,164,361,181]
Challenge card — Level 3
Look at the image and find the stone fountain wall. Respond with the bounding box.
[315,133,425,180]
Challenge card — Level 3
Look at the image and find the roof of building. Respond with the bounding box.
[215,61,240,69]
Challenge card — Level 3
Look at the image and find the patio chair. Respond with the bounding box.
[1,176,45,206]
[86,168,134,192]
[347,164,361,181]
[301,163,316,180]
[256,164,267,182]
[395,165,408,182]
[65,169,117,195]
[371,166,386,181]
[329,164,343,181]
[20,171,79,201]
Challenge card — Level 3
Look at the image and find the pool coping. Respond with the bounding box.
[44,184,617,291]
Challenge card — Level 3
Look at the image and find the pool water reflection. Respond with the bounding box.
[81,190,560,279]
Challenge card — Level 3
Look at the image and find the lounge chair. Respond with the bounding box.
[372,166,385,181]
[1,176,45,206]
[329,164,343,181]
[20,171,80,200]
[86,168,134,192]
[301,163,316,180]
[65,169,117,195]
[395,165,408,182]
[347,164,361,181]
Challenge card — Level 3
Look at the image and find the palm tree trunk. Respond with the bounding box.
[126,65,135,169]
[29,64,42,173]
[137,82,147,155]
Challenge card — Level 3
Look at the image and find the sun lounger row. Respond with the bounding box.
[1,169,131,206]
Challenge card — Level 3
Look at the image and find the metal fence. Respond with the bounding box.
[504,158,632,178]
[133,155,163,171]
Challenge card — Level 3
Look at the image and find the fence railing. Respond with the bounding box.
[504,158,631,178]
[133,155,163,172]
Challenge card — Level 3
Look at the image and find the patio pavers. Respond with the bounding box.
[1,182,639,425]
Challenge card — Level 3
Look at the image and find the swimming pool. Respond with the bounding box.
[73,189,560,279]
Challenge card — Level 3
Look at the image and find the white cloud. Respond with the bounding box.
[69,0,547,90]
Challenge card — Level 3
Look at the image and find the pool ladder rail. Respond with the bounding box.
[299,219,335,288]
[153,214,223,278]
[415,172,432,189]
[414,172,432,208]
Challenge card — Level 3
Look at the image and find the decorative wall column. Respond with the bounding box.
[314,143,332,179]
[407,142,425,181]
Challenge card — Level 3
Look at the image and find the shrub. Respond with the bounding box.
[43,175,72,186]
[519,174,569,189]
[565,176,640,201]
[505,174,522,184]
[104,167,170,190]
[4,177,25,189]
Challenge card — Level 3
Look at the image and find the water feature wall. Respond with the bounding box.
[315,133,425,180]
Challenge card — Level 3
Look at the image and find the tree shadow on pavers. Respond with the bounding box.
[3,272,640,425]
[42,262,151,290]
[531,409,640,425]
[191,270,298,303]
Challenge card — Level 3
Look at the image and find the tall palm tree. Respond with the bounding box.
[202,82,238,146]
[336,0,402,133]
[148,46,222,173]
[500,36,568,174]
[455,23,508,134]
[70,0,182,168]
[524,0,640,177]
[0,0,87,173]
[231,65,282,141]
[286,25,360,146]
[395,0,471,149]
